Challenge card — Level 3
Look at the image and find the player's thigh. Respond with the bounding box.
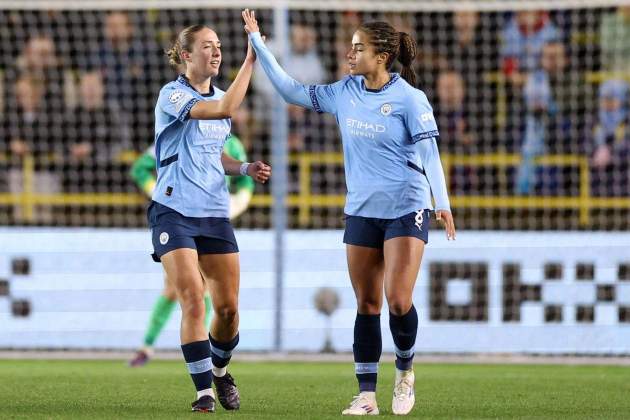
[160,248,205,299]
[383,236,424,307]
[198,251,240,309]
[344,214,386,307]
[346,244,385,311]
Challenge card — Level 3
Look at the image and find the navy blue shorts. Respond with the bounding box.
[148,201,238,262]
[343,209,431,249]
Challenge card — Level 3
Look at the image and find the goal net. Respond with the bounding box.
[1,0,628,229]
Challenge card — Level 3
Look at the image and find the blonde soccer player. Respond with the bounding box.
[149,24,270,412]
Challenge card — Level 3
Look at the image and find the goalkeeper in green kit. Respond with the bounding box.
[129,134,254,367]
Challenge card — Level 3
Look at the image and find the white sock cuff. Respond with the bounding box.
[212,366,227,377]
[197,388,215,400]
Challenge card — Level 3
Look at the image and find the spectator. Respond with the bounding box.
[449,11,483,69]
[10,34,67,113]
[499,12,561,151]
[6,77,49,158]
[500,11,560,85]
[87,12,147,148]
[435,70,479,194]
[438,11,496,82]
[515,40,572,195]
[63,72,125,193]
[435,70,474,152]
[600,6,630,72]
[4,76,63,223]
[91,12,142,107]
[432,11,500,151]
[591,79,630,197]
[410,10,498,151]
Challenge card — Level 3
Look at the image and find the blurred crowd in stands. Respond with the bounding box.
[0,7,629,225]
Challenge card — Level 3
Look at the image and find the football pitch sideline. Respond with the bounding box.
[0,360,628,419]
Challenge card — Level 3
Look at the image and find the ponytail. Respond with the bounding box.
[397,32,417,87]
[359,22,418,87]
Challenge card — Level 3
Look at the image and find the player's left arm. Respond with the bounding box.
[416,139,455,240]
[406,90,455,240]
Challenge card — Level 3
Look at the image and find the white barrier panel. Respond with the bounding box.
[1,228,629,354]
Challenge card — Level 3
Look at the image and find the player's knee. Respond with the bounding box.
[357,298,381,315]
[388,299,412,316]
[163,283,177,301]
[183,300,206,322]
[178,287,206,321]
[213,302,238,323]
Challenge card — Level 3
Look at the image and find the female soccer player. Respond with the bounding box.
[151,24,270,413]
[242,9,455,416]
[129,133,255,368]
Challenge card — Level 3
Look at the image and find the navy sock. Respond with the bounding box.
[353,313,382,392]
[389,305,418,371]
[209,332,239,369]
[181,340,213,391]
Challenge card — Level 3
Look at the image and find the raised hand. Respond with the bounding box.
[242,9,260,34]
[247,161,271,183]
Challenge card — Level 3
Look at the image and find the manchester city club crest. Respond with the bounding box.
[380,103,392,116]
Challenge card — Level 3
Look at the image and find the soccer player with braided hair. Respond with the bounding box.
[243,10,455,416]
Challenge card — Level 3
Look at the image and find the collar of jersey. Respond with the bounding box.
[362,73,400,93]
[177,74,215,97]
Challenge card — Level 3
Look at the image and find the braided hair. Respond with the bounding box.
[358,21,417,87]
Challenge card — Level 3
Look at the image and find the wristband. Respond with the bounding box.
[239,162,251,176]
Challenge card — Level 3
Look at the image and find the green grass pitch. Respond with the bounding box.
[0,360,629,419]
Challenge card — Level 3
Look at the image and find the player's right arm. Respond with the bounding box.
[242,9,341,114]
[189,45,255,119]
[158,53,252,123]
[242,8,310,108]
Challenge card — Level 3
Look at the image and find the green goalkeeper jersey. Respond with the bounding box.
[130,135,255,196]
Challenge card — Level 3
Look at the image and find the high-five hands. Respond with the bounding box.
[243,9,265,60]
[242,9,260,34]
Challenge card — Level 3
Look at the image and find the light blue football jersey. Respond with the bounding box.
[309,74,439,218]
[153,75,231,217]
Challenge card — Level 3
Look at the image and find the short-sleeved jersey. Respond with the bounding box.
[153,75,231,217]
[308,73,438,219]
[142,136,254,194]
